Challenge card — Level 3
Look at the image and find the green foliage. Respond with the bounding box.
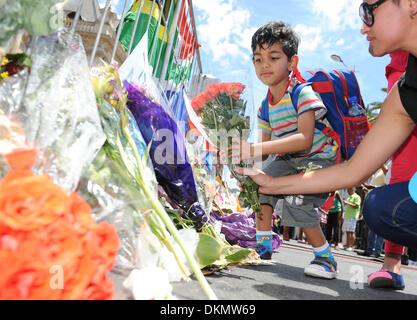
[365,88,385,124]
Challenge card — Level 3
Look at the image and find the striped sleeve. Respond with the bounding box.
[257,104,272,134]
[296,85,327,120]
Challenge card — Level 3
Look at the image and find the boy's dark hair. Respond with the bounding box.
[251,21,299,61]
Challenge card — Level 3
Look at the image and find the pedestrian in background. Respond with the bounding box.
[364,165,388,258]
[342,187,361,252]
[325,191,343,248]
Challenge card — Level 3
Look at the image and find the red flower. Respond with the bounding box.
[219,82,246,100]
[191,91,213,111]
[205,83,220,99]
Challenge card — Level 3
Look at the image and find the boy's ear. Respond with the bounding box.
[288,55,299,72]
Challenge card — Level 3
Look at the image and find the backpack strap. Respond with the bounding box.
[290,82,310,112]
[290,82,342,164]
[259,92,270,123]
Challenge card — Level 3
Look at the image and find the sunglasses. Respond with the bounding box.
[359,0,388,26]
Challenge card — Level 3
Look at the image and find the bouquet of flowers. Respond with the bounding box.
[91,63,217,300]
[191,82,262,215]
[0,53,32,82]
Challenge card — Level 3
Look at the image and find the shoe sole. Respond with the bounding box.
[369,278,405,290]
[304,265,338,280]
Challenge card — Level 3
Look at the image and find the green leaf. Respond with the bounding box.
[196,233,223,268]
[225,248,251,263]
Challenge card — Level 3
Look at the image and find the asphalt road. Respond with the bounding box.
[110,240,417,301]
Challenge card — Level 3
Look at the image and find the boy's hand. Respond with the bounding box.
[233,166,276,194]
[229,138,253,162]
[219,138,253,164]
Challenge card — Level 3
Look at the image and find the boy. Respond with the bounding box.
[225,21,340,279]
[234,0,417,272]
[342,187,362,252]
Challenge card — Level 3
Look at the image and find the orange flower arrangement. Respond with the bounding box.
[191,82,246,111]
[0,149,119,300]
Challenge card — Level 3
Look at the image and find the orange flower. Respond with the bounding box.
[205,83,220,99]
[4,148,38,170]
[0,149,120,300]
[0,172,71,231]
[219,82,246,100]
[191,91,212,111]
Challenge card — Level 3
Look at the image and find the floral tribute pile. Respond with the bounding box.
[0,149,119,300]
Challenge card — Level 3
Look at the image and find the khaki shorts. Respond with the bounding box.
[259,155,336,229]
[342,218,358,233]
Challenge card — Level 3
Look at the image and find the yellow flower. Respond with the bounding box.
[1,71,9,79]
[1,56,8,66]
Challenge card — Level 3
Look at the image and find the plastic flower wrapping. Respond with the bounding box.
[87,62,158,274]
[0,0,64,46]
[184,132,217,218]
[89,63,218,300]
[0,149,119,300]
[124,81,208,229]
[14,31,106,192]
[191,83,262,215]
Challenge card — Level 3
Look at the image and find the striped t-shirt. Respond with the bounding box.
[257,78,338,160]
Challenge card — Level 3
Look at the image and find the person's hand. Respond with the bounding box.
[229,138,253,162]
[233,166,277,194]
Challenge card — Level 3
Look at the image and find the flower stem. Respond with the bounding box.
[120,109,218,300]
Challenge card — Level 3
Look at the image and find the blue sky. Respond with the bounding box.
[99,0,390,115]
[192,0,391,112]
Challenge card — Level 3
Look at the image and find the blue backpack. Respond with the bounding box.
[260,68,370,162]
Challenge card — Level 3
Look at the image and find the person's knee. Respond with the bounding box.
[362,189,382,230]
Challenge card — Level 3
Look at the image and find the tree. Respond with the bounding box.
[365,88,387,125]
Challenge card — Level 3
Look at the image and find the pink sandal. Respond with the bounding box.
[367,269,405,290]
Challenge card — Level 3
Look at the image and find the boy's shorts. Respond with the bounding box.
[258,154,336,229]
[342,218,358,233]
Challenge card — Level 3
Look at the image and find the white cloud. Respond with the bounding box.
[293,0,363,55]
[193,0,255,62]
[311,0,363,31]
[293,24,323,53]
[336,39,345,46]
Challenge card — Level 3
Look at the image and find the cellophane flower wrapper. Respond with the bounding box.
[88,62,161,275]
[0,0,64,46]
[0,54,32,176]
[78,148,148,276]
[124,81,207,228]
[192,83,262,215]
[89,63,197,287]
[18,31,106,192]
[0,62,30,116]
[184,132,217,218]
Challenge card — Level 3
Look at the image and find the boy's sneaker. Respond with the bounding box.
[368,270,405,290]
[248,244,272,260]
[304,256,338,279]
